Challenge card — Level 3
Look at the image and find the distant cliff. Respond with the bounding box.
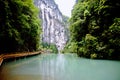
[34,0,68,51]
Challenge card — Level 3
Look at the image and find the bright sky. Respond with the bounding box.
[55,0,75,17]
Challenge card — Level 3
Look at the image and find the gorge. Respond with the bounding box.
[34,0,68,51]
[0,0,120,80]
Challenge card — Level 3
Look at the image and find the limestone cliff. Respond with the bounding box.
[34,0,68,51]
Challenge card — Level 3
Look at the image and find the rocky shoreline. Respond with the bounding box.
[0,51,42,66]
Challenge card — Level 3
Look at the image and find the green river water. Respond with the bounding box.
[0,53,120,80]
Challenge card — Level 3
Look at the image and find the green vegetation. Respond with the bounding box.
[42,42,58,53]
[63,0,120,59]
[0,0,42,54]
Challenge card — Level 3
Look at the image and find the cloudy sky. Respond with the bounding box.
[55,0,75,17]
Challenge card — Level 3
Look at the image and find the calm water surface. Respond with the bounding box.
[0,53,120,80]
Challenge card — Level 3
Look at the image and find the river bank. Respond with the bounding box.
[0,51,43,66]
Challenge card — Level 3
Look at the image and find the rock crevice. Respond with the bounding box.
[34,0,68,51]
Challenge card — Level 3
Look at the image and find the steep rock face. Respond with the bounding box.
[34,0,67,51]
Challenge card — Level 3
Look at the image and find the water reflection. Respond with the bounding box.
[39,54,66,80]
[0,53,120,80]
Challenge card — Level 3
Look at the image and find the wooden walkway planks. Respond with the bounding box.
[0,51,42,66]
[0,55,3,66]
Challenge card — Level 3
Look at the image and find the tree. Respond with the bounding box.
[64,0,120,59]
[0,0,42,54]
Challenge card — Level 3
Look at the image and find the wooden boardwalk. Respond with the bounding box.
[0,51,42,66]
[0,55,3,66]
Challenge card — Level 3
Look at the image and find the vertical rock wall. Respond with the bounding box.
[34,0,68,51]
